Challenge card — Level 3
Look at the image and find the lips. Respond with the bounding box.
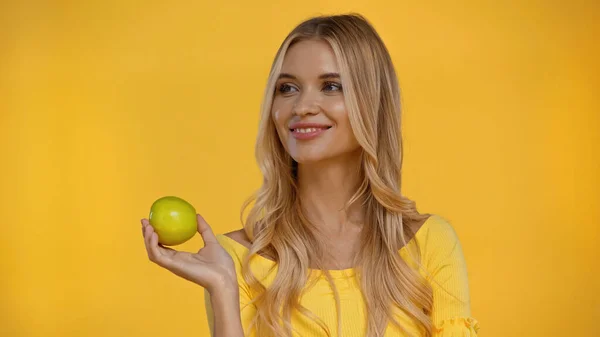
[288,122,332,131]
[288,123,332,140]
[290,126,331,133]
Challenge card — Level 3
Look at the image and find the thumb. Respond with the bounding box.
[196,213,218,245]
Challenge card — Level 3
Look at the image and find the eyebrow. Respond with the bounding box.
[277,72,340,80]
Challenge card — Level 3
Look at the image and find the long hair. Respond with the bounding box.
[239,13,434,337]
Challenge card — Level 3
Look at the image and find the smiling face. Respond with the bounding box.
[271,39,361,165]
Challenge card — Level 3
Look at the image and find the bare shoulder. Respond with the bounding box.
[224,229,252,249]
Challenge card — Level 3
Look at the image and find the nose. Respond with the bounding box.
[292,90,320,116]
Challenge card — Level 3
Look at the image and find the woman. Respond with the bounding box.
[141,13,479,337]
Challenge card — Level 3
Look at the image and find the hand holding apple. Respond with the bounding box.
[141,200,237,294]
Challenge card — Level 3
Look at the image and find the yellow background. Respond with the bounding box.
[1,1,598,336]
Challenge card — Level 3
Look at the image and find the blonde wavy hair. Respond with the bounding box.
[239,13,433,337]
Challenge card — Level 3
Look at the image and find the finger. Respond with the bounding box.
[141,219,154,259]
[158,243,175,251]
[196,213,218,245]
[149,231,171,266]
[142,219,169,266]
[157,243,178,258]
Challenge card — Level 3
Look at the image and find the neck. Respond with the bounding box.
[296,151,365,234]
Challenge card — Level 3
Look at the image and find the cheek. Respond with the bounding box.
[272,98,296,134]
[272,109,281,124]
[271,106,290,144]
[271,109,283,138]
[271,99,289,125]
[325,99,357,142]
[325,99,351,132]
[324,99,348,124]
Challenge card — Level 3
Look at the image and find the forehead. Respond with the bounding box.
[280,39,339,77]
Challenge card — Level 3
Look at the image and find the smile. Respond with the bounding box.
[290,126,331,140]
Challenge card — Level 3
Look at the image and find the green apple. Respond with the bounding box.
[149,196,197,246]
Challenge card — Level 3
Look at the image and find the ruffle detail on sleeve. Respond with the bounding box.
[433,317,480,337]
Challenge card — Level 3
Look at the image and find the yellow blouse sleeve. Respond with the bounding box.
[420,216,480,336]
[203,235,258,337]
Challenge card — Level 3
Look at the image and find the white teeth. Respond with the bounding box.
[295,128,319,133]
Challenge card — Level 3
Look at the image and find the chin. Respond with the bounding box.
[290,152,330,165]
[291,147,362,167]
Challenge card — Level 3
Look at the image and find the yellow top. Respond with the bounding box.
[205,214,479,336]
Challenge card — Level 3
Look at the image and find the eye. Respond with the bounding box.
[277,83,298,94]
[323,81,342,92]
